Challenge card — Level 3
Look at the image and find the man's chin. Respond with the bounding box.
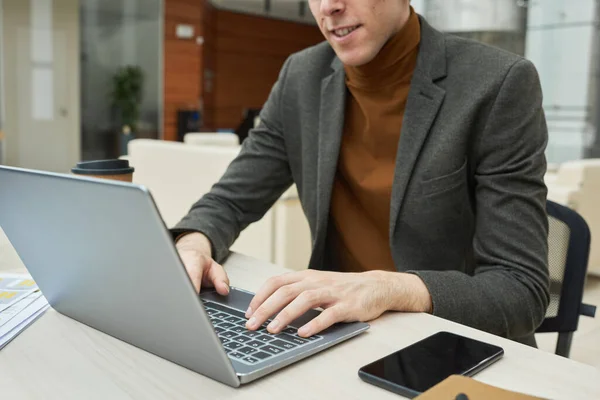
[333,47,376,67]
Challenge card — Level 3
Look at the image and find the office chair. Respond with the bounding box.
[235,108,261,144]
[536,200,597,358]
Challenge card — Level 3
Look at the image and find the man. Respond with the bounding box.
[172,0,550,346]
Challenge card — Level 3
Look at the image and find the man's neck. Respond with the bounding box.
[343,6,420,87]
[389,6,412,43]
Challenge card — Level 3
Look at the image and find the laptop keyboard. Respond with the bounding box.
[203,300,323,366]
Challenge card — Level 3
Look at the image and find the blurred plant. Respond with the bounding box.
[110,65,144,133]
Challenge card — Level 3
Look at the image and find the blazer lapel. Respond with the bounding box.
[311,59,347,268]
[389,16,448,241]
[389,73,445,239]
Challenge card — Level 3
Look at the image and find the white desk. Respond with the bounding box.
[0,232,599,400]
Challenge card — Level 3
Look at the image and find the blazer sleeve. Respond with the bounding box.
[411,59,551,340]
[170,56,295,263]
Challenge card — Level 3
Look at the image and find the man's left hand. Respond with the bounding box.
[244,270,432,338]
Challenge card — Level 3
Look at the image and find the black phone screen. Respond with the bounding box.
[359,331,504,395]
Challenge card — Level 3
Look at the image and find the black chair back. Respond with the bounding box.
[536,200,596,357]
[235,108,261,144]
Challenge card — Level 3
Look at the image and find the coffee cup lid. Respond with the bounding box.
[71,159,134,176]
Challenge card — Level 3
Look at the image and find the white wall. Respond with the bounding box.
[425,0,523,32]
[411,0,426,15]
[2,0,81,172]
[0,1,5,165]
[525,0,598,164]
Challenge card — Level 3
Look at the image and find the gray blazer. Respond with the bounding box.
[172,16,550,345]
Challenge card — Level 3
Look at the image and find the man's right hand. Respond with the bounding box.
[175,232,230,295]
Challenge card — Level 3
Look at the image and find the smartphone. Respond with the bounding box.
[358,331,504,398]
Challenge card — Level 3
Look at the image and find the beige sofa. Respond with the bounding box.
[126,139,312,271]
[183,133,240,147]
[181,135,312,270]
[546,159,600,276]
[127,139,273,264]
[271,186,312,270]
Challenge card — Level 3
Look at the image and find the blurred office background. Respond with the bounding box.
[0,0,598,169]
[414,0,600,165]
[0,0,599,366]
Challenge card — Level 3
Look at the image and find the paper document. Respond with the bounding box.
[0,274,39,312]
[0,273,49,350]
[0,291,43,328]
[0,289,37,312]
[0,276,39,290]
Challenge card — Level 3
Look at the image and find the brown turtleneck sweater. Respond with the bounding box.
[328,9,421,273]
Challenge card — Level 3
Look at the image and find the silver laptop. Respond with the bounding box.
[0,165,369,387]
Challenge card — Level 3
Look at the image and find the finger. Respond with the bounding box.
[246,272,304,318]
[298,306,346,338]
[179,252,203,293]
[245,282,305,330]
[267,289,332,334]
[204,259,230,295]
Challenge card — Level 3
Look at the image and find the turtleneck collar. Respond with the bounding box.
[344,7,421,90]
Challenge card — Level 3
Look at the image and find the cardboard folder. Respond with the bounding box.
[415,375,545,400]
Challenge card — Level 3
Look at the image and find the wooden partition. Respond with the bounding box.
[163,0,205,141]
[163,0,323,140]
[210,10,323,129]
[202,2,218,130]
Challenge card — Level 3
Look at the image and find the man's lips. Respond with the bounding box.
[329,24,362,38]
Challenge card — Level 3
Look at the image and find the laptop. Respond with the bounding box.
[0,165,369,387]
